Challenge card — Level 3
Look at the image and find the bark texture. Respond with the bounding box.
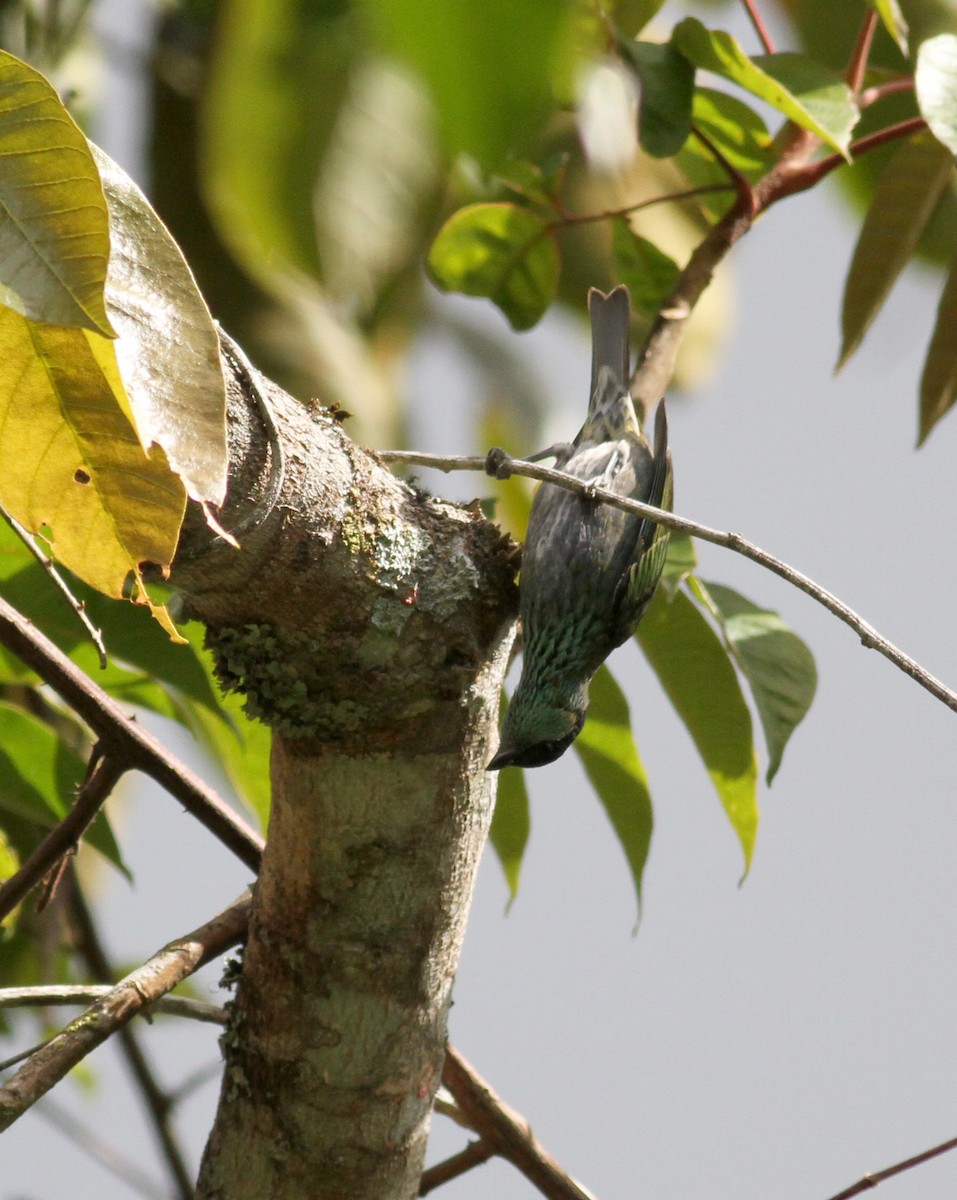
[173,359,517,1199]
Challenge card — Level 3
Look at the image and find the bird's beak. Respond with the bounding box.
[487,741,515,771]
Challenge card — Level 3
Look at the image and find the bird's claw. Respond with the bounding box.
[486,447,512,479]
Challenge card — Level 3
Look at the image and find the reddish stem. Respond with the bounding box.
[740,0,775,54]
[846,10,878,94]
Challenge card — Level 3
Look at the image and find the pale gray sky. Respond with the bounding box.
[6,2,957,1198]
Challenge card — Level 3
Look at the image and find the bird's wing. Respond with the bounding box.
[613,402,673,633]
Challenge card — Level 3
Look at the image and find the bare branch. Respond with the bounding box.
[0,985,226,1024]
[0,748,124,923]
[0,594,264,872]
[419,1140,495,1195]
[442,1045,596,1200]
[379,448,957,717]
[0,889,250,1131]
[825,1131,957,1199]
[37,1096,170,1200]
[845,9,878,95]
[67,874,195,1199]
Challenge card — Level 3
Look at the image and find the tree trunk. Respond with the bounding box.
[170,357,517,1198]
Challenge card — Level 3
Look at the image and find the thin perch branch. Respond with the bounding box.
[378,448,957,716]
[0,889,251,1131]
[419,1140,495,1195]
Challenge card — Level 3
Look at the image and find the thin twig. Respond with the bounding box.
[0,889,250,1131]
[37,1096,169,1200]
[845,9,878,94]
[378,448,957,716]
[859,76,915,109]
[0,594,264,873]
[0,986,226,1024]
[1,509,107,668]
[68,874,195,1200]
[0,747,124,922]
[778,117,927,197]
[442,1045,596,1200]
[740,0,775,53]
[419,1139,496,1195]
[825,1131,957,1199]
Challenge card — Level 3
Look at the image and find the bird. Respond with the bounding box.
[487,285,673,770]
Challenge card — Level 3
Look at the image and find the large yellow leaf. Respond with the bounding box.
[0,51,113,336]
[0,307,186,633]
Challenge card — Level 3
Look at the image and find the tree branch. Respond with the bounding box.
[0,594,264,873]
[67,873,195,1200]
[845,9,878,95]
[379,448,957,717]
[419,1139,495,1195]
[0,889,250,1131]
[0,747,124,923]
[740,0,775,53]
[0,985,226,1024]
[825,1131,957,1199]
[441,1045,595,1200]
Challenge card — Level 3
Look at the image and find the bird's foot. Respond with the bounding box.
[485,447,512,479]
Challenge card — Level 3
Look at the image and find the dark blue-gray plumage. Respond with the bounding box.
[488,285,673,770]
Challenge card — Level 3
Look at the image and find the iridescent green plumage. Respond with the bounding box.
[488,285,673,770]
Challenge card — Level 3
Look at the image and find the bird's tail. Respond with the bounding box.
[588,286,631,396]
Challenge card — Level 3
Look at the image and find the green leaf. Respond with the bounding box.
[0,51,113,336]
[0,702,128,876]
[916,32,957,154]
[489,756,530,907]
[687,87,774,175]
[428,203,560,330]
[575,665,654,917]
[637,587,758,874]
[619,38,694,157]
[659,532,696,601]
[838,130,955,370]
[611,219,680,321]
[201,0,359,284]
[694,581,817,785]
[867,0,909,53]
[919,246,957,442]
[672,19,858,155]
[363,0,574,169]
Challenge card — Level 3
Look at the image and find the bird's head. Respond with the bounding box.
[487,695,586,770]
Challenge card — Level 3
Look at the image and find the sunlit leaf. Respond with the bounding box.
[0,307,186,630]
[364,0,575,168]
[866,0,909,53]
[619,37,694,157]
[672,19,858,155]
[576,664,654,917]
[428,203,560,330]
[686,87,774,174]
[693,580,817,784]
[637,587,758,874]
[838,130,954,369]
[611,218,680,321]
[489,755,530,907]
[94,146,228,507]
[0,51,113,336]
[919,246,957,442]
[916,32,957,154]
